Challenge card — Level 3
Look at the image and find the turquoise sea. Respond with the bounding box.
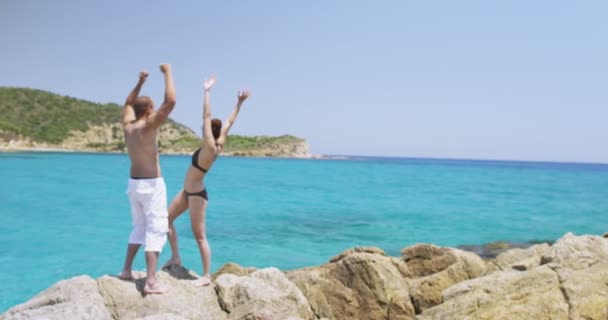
[1,152,608,312]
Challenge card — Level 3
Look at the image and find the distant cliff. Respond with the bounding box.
[222,135,312,158]
[0,87,313,157]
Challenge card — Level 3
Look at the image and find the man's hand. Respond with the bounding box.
[160,63,171,74]
[237,90,251,103]
[203,74,217,92]
[139,71,149,82]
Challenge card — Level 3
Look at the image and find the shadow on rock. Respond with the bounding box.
[162,265,198,280]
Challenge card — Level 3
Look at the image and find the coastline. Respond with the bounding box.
[0,145,330,159]
[6,145,606,166]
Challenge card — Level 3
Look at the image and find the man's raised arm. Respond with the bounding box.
[123,71,148,127]
[146,63,176,128]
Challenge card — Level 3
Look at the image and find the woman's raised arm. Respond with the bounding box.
[201,74,217,147]
[217,90,250,145]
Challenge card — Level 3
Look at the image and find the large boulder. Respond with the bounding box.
[212,262,256,281]
[541,233,608,270]
[418,266,569,320]
[287,246,416,320]
[417,233,608,320]
[215,267,314,320]
[1,275,112,320]
[558,262,608,319]
[401,244,486,313]
[485,243,550,274]
[97,268,226,320]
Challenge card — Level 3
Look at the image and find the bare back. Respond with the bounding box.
[122,65,175,178]
[124,121,161,178]
[183,144,220,191]
[182,75,249,191]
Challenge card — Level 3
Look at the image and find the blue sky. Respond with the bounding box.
[1,1,607,163]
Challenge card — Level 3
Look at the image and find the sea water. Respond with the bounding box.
[1,152,607,312]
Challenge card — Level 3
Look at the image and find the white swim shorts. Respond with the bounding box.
[126,177,168,252]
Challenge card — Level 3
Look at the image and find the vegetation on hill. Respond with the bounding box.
[224,135,304,152]
[0,87,122,143]
[0,87,189,144]
[0,87,311,157]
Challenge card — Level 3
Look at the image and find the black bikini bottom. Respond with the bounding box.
[184,188,208,201]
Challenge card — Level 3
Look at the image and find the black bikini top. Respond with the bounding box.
[191,148,209,173]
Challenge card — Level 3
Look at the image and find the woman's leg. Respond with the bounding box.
[163,190,188,267]
[188,196,212,286]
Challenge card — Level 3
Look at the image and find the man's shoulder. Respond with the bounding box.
[124,118,161,135]
[124,120,149,130]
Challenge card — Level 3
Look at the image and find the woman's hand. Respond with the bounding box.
[203,74,217,92]
[237,90,251,103]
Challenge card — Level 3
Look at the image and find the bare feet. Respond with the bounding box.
[192,274,211,287]
[162,257,182,269]
[118,271,135,281]
[144,282,170,294]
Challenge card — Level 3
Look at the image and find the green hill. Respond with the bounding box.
[0,87,123,143]
[0,87,311,157]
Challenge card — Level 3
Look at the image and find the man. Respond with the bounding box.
[118,64,176,294]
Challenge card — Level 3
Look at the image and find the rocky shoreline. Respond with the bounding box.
[3,232,608,320]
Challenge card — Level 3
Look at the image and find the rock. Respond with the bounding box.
[401,243,446,259]
[401,244,454,277]
[5,233,608,320]
[287,248,415,320]
[558,262,608,319]
[330,246,386,263]
[212,262,256,281]
[418,234,608,319]
[541,233,608,270]
[402,244,486,313]
[485,243,551,274]
[418,266,569,320]
[215,267,314,320]
[457,240,553,260]
[97,269,226,320]
[1,275,112,320]
[162,264,200,279]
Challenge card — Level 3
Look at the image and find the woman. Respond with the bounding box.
[163,74,250,286]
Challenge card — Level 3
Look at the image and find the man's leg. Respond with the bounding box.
[119,244,140,280]
[120,186,145,280]
[142,178,169,294]
[144,251,168,293]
